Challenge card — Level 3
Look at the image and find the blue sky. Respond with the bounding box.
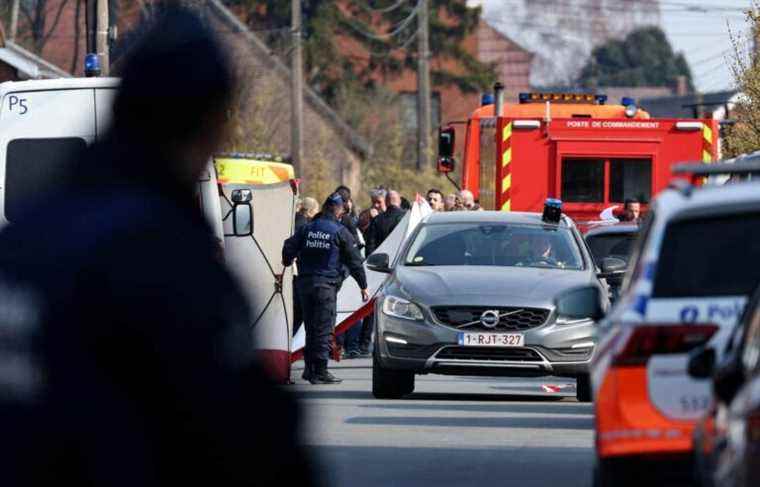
[663,0,753,93]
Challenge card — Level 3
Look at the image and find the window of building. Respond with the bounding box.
[610,158,652,203]
[561,158,604,202]
[399,92,441,131]
[560,157,653,205]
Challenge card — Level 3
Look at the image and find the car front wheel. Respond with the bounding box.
[372,349,414,399]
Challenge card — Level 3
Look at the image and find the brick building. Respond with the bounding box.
[354,17,533,163]
[4,0,369,197]
[0,22,69,82]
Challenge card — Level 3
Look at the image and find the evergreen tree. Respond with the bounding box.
[578,26,694,91]
[228,0,494,102]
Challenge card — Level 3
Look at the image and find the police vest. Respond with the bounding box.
[298,217,342,280]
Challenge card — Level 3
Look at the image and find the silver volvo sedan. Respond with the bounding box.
[367,210,624,402]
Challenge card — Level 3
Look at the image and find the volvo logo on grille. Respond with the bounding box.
[480,310,500,328]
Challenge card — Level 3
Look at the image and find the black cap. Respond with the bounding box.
[325,193,344,207]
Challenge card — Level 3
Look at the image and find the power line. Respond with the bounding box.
[690,49,732,68]
[355,0,409,14]
[344,0,421,41]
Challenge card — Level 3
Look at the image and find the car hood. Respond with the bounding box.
[391,265,595,308]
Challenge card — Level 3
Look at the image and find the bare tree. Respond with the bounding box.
[18,0,72,53]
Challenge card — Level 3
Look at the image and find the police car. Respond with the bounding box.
[584,164,760,486]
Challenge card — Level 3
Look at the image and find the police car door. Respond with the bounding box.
[0,88,96,226]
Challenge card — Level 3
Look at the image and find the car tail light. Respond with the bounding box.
[612,324,719,367]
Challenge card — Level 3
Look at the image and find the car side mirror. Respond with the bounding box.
[366,253,391,273]
[598,257,627,280]
[554,286,605,321]
[231,189,253,237]
[713,356,744,404]
[687,346,716,379]
[437,126,456,174]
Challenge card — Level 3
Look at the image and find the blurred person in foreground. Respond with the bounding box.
[426,188,445,211]
[0,7,313,487]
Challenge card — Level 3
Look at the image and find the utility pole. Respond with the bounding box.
[86,0,97,54]
[9,0,20,41]
[97,0,110,75]
[417,0,431,171]
[291,0,304,177]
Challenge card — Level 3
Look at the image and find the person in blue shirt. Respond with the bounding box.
[283,193,369,384]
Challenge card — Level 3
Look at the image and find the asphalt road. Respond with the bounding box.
[290,359,594,487]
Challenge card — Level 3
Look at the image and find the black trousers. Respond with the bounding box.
[292,276,303,337]
[297,278,338,365]
[359,314,374,352]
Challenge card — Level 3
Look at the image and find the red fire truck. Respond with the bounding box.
[437,86,718,222]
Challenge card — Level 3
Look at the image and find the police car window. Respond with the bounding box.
[610,158,651,203]
[653,213,760,298]
[404,223,583,270]
[586,233,638,265]
[562,158,604,202]
[5,138,86,222]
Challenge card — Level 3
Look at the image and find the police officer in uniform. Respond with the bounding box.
[283,193,369,384]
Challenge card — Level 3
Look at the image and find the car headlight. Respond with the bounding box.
[555,316,595,326]
[382,295,424,321]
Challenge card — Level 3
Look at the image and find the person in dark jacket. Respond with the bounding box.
[283,194,369,383]
[365,189,406,256]
[334,186,360,244]
[294,196,319,234]
[293,197,318,336]
[0,8,313,487]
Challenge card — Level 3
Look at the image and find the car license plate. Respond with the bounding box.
[457,333,524,347]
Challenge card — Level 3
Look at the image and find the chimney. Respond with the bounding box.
[676,75,689,96]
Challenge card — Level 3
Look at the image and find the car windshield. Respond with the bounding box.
[403,222,583,270]
[586,231,638,264]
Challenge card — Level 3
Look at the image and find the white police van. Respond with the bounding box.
[0,78,119,225]
[0,78,225,240]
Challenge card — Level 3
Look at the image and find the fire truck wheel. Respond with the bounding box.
[576,373,592,402]
[372,350,414,399]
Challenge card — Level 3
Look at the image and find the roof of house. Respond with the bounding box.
[0,25,70,79]
[602,87,674,104]
[639,90,738,118]
[480,17,533,56]
[207,0,371,159]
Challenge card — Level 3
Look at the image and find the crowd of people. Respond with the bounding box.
[290,185,489,365]
[290,186,643,369]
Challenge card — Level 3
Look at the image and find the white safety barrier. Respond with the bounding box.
[291,196,432,358]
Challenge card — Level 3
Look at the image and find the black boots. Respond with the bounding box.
[308,360,342,384]
[301,361,314,382]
